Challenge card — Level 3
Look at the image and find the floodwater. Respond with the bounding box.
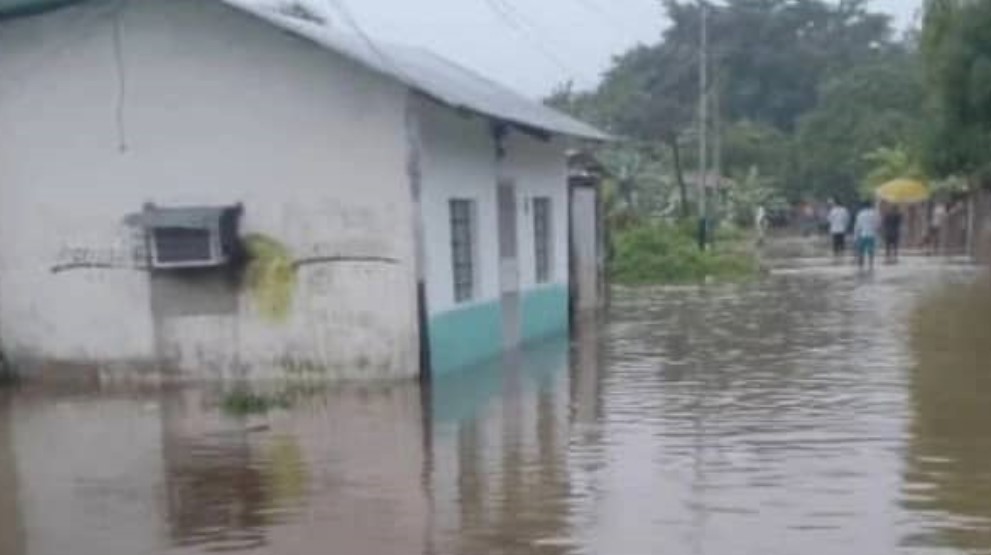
[1,258,989,555]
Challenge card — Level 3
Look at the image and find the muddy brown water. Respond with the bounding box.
[0,258,989,555]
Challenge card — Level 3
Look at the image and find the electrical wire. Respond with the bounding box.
[111,1,128,153]
[479,0,579,79]
[571,0,643,35]
[321,0,405,78]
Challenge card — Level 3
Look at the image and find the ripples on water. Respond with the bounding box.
[0,259,988,555]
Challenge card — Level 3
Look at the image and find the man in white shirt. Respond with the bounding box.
[755,205,768,244]
[853,200,879,270]
[827,199,851,257]
[928,202,948,255]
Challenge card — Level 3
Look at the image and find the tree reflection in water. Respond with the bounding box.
[905,278,991,551]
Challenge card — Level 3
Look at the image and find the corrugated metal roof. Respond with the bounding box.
[222,0,608,141]
[0,0,83,19]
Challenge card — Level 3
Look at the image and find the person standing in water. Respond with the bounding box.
[755,204,768,245]
[882,204,904,263]
[854,200,879,270]
[827,199,850,258]
[927,202,948,256]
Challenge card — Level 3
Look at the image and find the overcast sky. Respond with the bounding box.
[315,0,921,98]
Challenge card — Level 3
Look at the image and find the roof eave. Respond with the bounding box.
[221,0,610,143]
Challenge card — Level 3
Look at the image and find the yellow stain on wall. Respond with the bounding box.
[244,234,297,322]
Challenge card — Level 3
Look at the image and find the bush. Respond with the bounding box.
[221,390,291,416]
[610,222,759,285]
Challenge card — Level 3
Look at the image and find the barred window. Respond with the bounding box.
[533,197,552,283]
[152,228,214,265]
[450,199,477,303]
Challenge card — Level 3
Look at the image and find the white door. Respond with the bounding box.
[571,186,600,312]
[497,181,521,348]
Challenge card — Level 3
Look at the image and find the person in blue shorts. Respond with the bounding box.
[853,200,879,270]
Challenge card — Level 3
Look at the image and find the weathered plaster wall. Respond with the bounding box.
[416,98,570,376]
[0,0,419,380]
[502,131,571,342]
[416,100,503,375]
[570,186,602,312]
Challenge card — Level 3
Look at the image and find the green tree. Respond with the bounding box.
[721,120,790,180]
[549,0,911,209]
[662,0,895,130]
[861,145,925,194]
[791,50,924,203]
[921,0,991,181]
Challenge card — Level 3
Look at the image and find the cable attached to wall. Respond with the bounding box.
[111,2,128,153]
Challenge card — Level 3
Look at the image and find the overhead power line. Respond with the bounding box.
[322,0,403,76]
[571,0,640,35]
[479,0,579,79]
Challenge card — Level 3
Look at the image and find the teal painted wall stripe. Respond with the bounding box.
[521,284,569,342]
[428,284,569,377]
[428,300,503,377]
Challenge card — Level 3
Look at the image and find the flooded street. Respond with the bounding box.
[1,258,989,555]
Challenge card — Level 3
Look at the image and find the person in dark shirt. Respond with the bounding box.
[883,205,904,263]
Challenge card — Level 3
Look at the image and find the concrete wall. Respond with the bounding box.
[570,185,602,313]
[0,0,419,380]
[503,131,571,343]
[415,99,570,376]
[416,100,503,375]
[417,101,502,319]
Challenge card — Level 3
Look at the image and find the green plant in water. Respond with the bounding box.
[610,221,759,285]
[244,234,296,322]
[221,390,292,416]
[221,380,335,416]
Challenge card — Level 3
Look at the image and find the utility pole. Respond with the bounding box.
[697,0,710,250]
[713,68,722,198]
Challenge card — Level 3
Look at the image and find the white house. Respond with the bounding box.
[0,0,606,382]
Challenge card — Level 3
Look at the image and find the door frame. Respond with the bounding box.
[497,180,521,348]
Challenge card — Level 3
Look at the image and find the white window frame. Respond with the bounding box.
[148,225,225,269]
[533,196,553,283]
[449,198,478,303]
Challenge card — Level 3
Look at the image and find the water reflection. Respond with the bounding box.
[578,274,917,555]
[2,392,167,555]
[0,261,988,555]
[162,392,274,551]
[430,339,574,554]
[0,392,24,555]
[904,279,991,553]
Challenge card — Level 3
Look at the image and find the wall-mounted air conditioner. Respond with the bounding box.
[126,204,243,270]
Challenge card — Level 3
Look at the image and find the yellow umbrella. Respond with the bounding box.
[875,178,930,204]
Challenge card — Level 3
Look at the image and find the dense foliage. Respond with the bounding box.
[610,221,759,284]
[548,0,925,208]
[551,0,991,284]
[921,0,991,182]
